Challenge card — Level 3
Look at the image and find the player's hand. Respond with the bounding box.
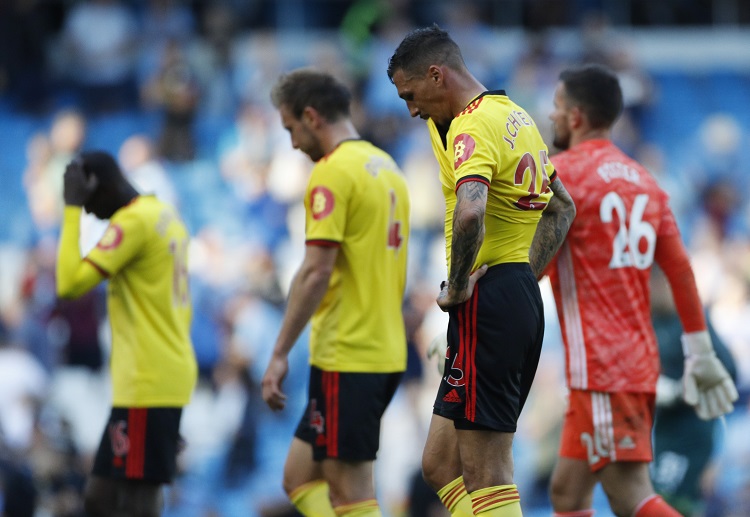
[261,354,289,411]
[681,330,739,420]
[63,158,98,206]
[427,331,448,376]
[436,264,488,312]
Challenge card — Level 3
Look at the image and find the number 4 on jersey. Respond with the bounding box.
[388,190,403,249]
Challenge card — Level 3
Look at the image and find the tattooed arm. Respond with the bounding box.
[437,180,489,311]
[529,176,576,279]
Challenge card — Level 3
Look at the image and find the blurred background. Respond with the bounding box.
[0,1,749,516]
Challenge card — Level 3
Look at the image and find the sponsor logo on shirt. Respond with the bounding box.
[453,133,476,169]
[310,186,334,220]
[97,224,124,250]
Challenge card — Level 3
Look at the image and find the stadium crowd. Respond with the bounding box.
[0,1,749,516]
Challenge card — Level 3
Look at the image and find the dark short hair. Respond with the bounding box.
[559,64,623,129]
[80,150,123,184]
[270,68,351,122]
[387,24,465,82]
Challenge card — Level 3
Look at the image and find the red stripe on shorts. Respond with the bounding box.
[126,408,147,478]
[325,372,340,458]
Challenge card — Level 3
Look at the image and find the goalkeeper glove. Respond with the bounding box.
[427,332,448,376]
[681,330,739,420]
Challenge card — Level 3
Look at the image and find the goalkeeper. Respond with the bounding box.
[537,64,738,517]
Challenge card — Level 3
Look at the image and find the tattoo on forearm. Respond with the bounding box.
[449,182,487,290]
[529,178,576,277]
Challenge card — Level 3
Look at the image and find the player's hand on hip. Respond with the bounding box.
[681,330,739,420]
[436,264,488,311]
[63,157,98,206]
[261,355,289,411]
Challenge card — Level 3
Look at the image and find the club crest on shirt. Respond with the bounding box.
[310,186,334,220]
[453,133,476,169]
[97,224,124,250]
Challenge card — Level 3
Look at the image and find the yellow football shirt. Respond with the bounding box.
[57,196,197,407]
[305,140,410,373]
[428,91,556,270]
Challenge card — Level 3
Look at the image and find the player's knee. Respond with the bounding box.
[420,453,446,491]
[281,473,298,497]
[549,473,577,510]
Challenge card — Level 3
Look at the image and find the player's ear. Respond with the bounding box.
[428,65,443,85]
[569,105,584,129]
[302,106,321,127]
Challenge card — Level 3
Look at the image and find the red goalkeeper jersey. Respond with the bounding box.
[548,139,687,393]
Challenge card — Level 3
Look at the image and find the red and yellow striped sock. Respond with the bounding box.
[333,498,381,517]
[470,484,522,516]
[437,476,474,516]
[289,480,336,517]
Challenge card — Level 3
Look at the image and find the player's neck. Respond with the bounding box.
[448,69,486,117]
[323,119,360,155]
[571,127,611,148]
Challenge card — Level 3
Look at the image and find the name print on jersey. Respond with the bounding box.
[502,109,536,150]
[597,162,641,184]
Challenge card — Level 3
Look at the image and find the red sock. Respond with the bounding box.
[633,495,681,517]
[553,511,595,517]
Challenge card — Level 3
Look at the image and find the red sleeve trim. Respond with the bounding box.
[306,240,341,248]
[456,175,490,191]
[84,258,110,278]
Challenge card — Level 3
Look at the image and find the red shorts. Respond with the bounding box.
[559,390,655,471]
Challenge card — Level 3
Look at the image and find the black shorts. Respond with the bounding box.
[434,263,544,432]
[295,366,402,461]
[92,407,183,483]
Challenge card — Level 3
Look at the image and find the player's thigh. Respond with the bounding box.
[455,428,514,492]
[421,413,462,490]
[598,461,655,517]
[549,457,597,511]
[321,458,376,506]
[283,437,324,494]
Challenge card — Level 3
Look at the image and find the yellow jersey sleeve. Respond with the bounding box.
[86,204,147,276]
[304,159,354,245]
[56,206,106,298]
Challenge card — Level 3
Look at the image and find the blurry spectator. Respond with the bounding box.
[118,134,179,206]
[0,335,48,453]
[142,40,200,162]
[0,0,54,113]
[23,110,87,235]
[651,266,738,516]
[191,2,239,118]
[58,0,139,114]
[703,396,750,517]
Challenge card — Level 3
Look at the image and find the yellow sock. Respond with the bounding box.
[289,480,336,517]
[470,485,522,516]
[437,476,474,516]
[333,499,381,517]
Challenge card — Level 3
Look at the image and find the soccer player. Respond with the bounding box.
[543,63,738,517]
[56,151,197,516]
[387,26,575,517]
[261,69,410,517]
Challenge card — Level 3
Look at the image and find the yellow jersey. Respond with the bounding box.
[305,140,410,373]
[57,196,197,407]
[428,91,556,270]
